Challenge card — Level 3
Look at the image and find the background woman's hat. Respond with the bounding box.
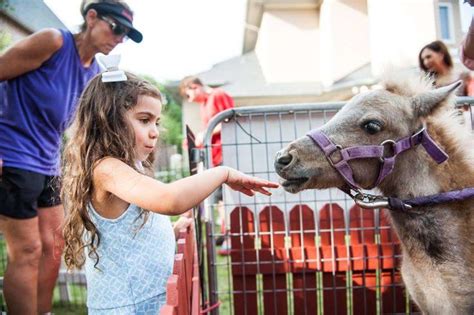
[85,2,143,43]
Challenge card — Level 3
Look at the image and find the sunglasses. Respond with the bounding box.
[99,15,129,37]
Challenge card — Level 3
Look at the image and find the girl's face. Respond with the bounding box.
[126,95,163,162]
[420,48,445,73]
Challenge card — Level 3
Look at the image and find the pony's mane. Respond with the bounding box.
[380,71,474,169]
[380,71,432,97]
[429,107,474,169]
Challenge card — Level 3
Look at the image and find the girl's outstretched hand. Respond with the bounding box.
[224,167,279,196]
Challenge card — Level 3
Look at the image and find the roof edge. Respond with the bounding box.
[0,11,33,33]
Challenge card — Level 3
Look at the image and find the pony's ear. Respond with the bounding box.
[411,80,462,118]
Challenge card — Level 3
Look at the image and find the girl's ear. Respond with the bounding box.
[411,80,462,118]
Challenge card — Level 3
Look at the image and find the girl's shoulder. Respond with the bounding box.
[92,157,135,218]
[92,157,147,198]
[94,156,127,172]
[93,157,131,188]
[92,157,169,215]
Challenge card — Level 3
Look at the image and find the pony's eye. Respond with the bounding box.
[362,120,382,135]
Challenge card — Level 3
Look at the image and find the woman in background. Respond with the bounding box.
[418,40,473,96]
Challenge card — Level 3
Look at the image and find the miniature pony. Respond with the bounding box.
[275,76,474,314]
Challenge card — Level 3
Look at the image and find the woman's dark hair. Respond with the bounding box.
[418,40,453,73]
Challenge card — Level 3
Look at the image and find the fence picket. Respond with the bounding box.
[161,224,200,315]
[289,205,317,315]
[259,206,288,315]
[230,207,258,315]
[319,203,347,314]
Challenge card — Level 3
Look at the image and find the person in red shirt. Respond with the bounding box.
[180,76,234,167]
[180,76,234,252]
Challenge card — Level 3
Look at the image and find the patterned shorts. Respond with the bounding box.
[88,293,166,315]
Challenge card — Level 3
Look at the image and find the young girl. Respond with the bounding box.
[61,71,278,314]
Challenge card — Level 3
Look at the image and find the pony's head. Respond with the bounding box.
[274,76,462,193]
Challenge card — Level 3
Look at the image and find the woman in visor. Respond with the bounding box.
[0,0,142,313]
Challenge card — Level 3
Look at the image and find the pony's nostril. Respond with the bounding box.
[277,153,293,166]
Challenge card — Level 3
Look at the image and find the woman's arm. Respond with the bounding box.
[464,17,474,59]
[0,28,63,81]
[461,3,474,69]
[93,157,278,216]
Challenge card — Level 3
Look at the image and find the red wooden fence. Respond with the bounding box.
[160,223,200,315]
[230,204,405,314]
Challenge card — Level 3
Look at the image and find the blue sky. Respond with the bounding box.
[45,0,246,82]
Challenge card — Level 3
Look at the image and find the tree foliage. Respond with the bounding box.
[0,0,12,14]
[0,0,9,10]
[0,31,12,52]
[0,0,12,52]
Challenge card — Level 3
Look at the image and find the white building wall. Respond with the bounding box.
[182,101,203,134]
[367,0,438,76]
[319,0,370,86]
[255,9,321,83]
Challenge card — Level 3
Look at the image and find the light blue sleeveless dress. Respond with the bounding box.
[85,203,175,314]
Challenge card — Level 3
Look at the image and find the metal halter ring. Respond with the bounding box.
[379,139,396,162]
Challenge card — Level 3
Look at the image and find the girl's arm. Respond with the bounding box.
[94,157,278,216]
[0,28,63,81]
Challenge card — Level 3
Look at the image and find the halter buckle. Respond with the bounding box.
[327,145,343,167]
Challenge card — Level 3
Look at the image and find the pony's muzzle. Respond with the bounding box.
[274,149,295,172]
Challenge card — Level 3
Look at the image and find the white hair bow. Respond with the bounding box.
[99,54,127,83]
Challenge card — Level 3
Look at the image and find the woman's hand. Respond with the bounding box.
[224,167,279,196]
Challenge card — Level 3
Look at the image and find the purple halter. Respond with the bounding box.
[307,127,449,191]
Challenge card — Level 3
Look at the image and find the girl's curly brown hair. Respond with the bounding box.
[61,71,162,270]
